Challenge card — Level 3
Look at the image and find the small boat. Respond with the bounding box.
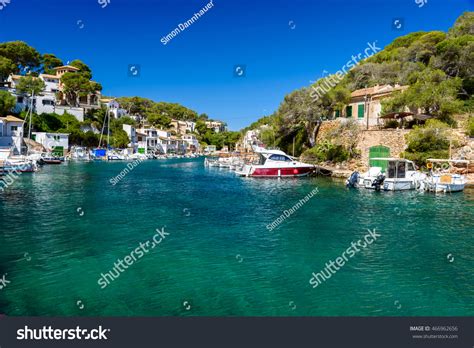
[41,158,62,165]
[235,149,315,177]
[421,159,468,193]
[2,158,38,172]
[347,158,425,191]
[39,153,63,165]
[70,146,91,161]
[346,167,385,190]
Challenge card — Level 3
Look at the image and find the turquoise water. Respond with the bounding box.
[0,158,473,316]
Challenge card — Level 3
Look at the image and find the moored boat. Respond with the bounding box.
[235,149,315,177]
[347,158,425,191]
[421,159,468,193]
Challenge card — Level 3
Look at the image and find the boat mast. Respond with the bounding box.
[107,105,110,151]
[98,104,108,148]
[28,89,34,140]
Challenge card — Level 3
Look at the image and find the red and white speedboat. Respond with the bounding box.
[235,149,315,177]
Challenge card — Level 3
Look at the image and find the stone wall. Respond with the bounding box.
[314,120,409,171]
[356,129,409,170]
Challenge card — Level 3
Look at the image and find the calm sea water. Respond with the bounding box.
[0,158,473,316]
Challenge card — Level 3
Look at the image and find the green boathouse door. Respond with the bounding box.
[369,145,390,172]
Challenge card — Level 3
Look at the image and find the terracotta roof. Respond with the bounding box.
[11,74,40,81]
[40,74,59,79]
[0,115,24,123]
[53,65,80,71]
[351,85,407,98]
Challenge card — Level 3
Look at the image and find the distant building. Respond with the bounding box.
[170,119,196,135]
[136,126,186,154]
[122,124,137,146]
[204,145,217,153]
[241,129,263,151]
[101,98,127,119]
[31,132,69,156]
[205,120,227,133]
[182,134,200,153]
[1,65,102,122]
[334,84,408,127]
[0,115,24,155]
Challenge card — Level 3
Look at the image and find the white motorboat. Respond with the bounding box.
[235,149,315,177]
[346,167,385,190]
[347,158,426,191]
[71,146,91,161]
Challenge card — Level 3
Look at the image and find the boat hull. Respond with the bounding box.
[383,180,416,191]
[245,166,314,177]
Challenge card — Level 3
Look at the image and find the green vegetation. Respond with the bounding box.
[16,75,45,95]
[0,41,235,150]
[245,12,473,161]
[0,90,16,116]
[402,119,451,165]
[41,54,63,75]
[302,141,350,162]
[468,116,474,137]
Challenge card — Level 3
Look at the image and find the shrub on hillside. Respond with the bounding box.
[403,119,451,165]
[468,116,474,137]
[383,120,399,129]
[302,140,350,163]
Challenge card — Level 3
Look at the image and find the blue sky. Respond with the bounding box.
[0,0,472,129]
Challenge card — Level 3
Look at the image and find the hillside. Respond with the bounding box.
[244,12,474,160]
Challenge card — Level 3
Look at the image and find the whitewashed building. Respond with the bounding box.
[1,65,102,122]
[101,98,127,119]
[136,126,186,154]
[205,120,227,133]
[0,115,24,155]
[170,119,196,135]
[31,132,69,156]
[122,124,137,147]
[182,134,200,153]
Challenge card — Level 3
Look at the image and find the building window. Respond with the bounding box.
[11,126,18,131]
[358,104,364,118]
[346,105,352,117]
[17,96,24,103]
[53,135,60,141]
[335,110,340,118]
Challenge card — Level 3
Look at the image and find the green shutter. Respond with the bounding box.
[358,104,364,118]
[346,106,352,117]
[335,110,340,118]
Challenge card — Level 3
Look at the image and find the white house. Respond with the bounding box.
[101,98,127,119]
[31,132,69,156]
[334,84,409,127]
[1,65,102,122]
[136,126,187,154]
[122,124,137,147]
[204,145,217,153]
[170,119,196,135]
[182,134,200,153]
[0,115,24,155]
[205,120,227,133]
